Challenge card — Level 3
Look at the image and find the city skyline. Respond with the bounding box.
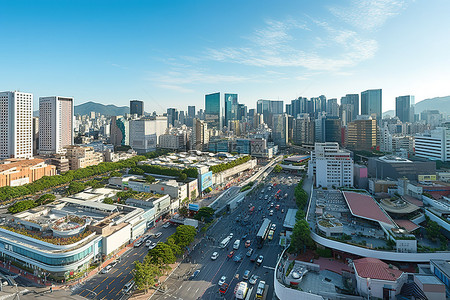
[1,1,449,113]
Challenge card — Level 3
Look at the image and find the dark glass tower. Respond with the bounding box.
[130,100,144,116]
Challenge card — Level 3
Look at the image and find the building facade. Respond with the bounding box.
[346,115,377,151]
[0,158,56,187]
[0,91,33,159]
[395,95,415,123]
[205,92,221,130]
[130,100,144,116]
[415,125,450,162]
[64,145,104,170]
[129,116,167,154]
[361,89,382,125]
[39,96,74,155]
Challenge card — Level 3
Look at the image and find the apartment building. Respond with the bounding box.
[415,125,450,162]
[64,145,104,170]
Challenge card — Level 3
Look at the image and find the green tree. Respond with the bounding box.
[289,219,315,254]
[7,200,37,214]
[147,242,176,265]
[110,171,123,178]
[145,175,156,183]
[178,173,188,181]
[129,167,145,175]
[67,181,85,195]
[103,197,114,204]
[190,190,197,200]
[166,236,182,256]
[35,194,56,205]
[134,257,162,293]
[194,207,215,222]
[178,206,189,218]
[173,225,197,248]
[274,165,282,173]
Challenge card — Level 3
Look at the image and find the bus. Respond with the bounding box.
[256,218,271,248]
[235,281,248,299]
[220,236,232,248]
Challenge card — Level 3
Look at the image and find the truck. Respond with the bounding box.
[256,218,271,248]
[220,236,232,248]
[256,281,266,299]
[234,281,248,299]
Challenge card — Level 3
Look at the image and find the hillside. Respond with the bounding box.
[74,101,129,116]
[383,96,450,117]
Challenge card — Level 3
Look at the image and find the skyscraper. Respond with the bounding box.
[205,92,221,130]
[0,91,33,159]
[361,89,382,125]
[395,95,415,123]
[130,100,144,116]
[167,108,179,127]
[39,96,74,155]
[341,94,359,120]
[256,99,283,126]
[272,113,288,147]
[326,98,339,117]
[188,106,196,118]
[224,93,238,126]
[237,104,247,121]
[346,115,377,151]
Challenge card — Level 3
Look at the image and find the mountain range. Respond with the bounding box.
[383,96,450,117]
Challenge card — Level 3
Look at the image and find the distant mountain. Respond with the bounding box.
[383,96,450,117]
[74,101,129,116]
[34,101,130,117]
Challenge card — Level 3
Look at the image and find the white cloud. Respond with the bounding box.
[328,0,408,31]
[156,84,194,93]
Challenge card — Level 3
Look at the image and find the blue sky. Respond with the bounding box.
[1,0,449,113]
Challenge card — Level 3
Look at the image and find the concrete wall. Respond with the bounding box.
[103,223,131,255]
[212,159,257,185]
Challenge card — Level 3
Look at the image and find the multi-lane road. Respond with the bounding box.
[73,171,299,300]
[150,172,299,300]
[74,225,177,300]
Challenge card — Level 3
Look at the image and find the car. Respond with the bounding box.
[134,238,144,247]
[189,269,200,280]
[245,240,251,247]
[233,253,243,262]
[218,276,227,286]
[249,274,259,285]
[246,248,253,257]
[275,204,280,210]
[281,209,285,213]
[243,270,251,280]
[162,223,170,228]
[259,195,262,199]
[228,233,234,238]
[145,240,152,247]
[211,252,219,260]
[143,235,151,241]
[148,242,157,249]
[270,223,277,231]
[101,265,112,274]
[258,206,262,211]
[110,260,118,268]
[227,251,235,258]
[154,232,162,238]
[219,283,229,294]
[256,255,264,265]
[270,202,274,207]
[269,210,274,216]
[250,253,258,262]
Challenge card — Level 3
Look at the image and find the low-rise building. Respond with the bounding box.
[64,145,104,170]
[368,155,436,181]
[0,158,56,187]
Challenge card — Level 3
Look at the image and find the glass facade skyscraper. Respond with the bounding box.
[361,89,382,125]
[130,100,144,116]
[224,93,238,126]
[205,92,221,129]
[341,94,359,120]
[395,95,415,123]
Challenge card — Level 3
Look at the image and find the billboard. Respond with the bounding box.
[188,204,200,211]
[199,171,213,191]
[418,175,436,181]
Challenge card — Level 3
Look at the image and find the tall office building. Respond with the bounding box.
[32,117,39,156]
[326,98,339,117]
[237,104,247,121]
[293,114,315,145]
[341,94,359,119]
[192,118,209,151]
[272,113,288,147]
[130,100,144,117]
[188,106,196,118]
[110,116,130,146]
[205,92,221,130]
[224,93,238,126]
[167,108,179,127]
[361,89,382,124]
[129,116,167,154]
[346,115,377,151]
[0,91,33,159]
[395,95,415,123]
[256,99,283,126]
[39,96,74,155]
[415,124,450,162]
[312,95,327,115]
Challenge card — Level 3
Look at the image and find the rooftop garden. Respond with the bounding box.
[52,215,86,231]
[0,225,93,245]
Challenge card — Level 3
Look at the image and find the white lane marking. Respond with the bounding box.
[263,266,275,270]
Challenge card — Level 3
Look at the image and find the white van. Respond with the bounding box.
[233,239,240,250]
[122,280,135,294]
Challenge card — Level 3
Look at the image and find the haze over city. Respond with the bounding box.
[1,0,450,112]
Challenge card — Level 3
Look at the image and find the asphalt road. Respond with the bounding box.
[73,224,177,300]
[151,172,300,300]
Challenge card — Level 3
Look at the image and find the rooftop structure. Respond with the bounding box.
[342,191,393,225]
[0,158,56,187]
[283,208,298,230]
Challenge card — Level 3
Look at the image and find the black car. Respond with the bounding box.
[250,253,258,262]
[233,253,243,262]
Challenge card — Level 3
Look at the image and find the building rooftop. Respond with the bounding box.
[377,155,412,163]
[342,191,393,225]
[61,198,118,212]
[393,219,420,232]
[415,274,444,285]
[353,257,403,281]
[379,198,420,214]
[431,260,450,277]
[0,158,47,172]
[284,155,310,163]
[283,208,298,229]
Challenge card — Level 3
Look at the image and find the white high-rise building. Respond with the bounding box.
[415,125,450,162]
[0,91,33,159]
[39,96,74,155]
[129,116,167,154]
[380,124,393,153]
[308,142,354,188]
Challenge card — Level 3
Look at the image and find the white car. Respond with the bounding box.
[228,233,234,238]
[148,242,157,249]
[211,252,219,260]
[218,276,227,286]
[101,265,112,274]
[256,255,264,265]
[162,223,170,228]
[145,240,152,247]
